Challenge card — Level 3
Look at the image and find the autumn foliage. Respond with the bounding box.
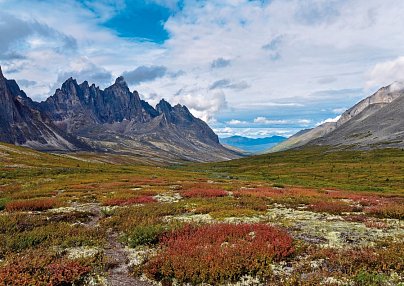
[5,198,60,212]
[0,250,91,286]
[103,195,157,206]
[180,188,228,198]
[144,223,294,284]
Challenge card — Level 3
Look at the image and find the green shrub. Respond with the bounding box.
[354,271,388,286]
[0,198,10,211]
[127,224,166,248]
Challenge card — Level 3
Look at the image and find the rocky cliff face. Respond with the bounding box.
[336,84,402,128]
[0,67,238,162]
[41,77,156,133]
[0,67,88,151]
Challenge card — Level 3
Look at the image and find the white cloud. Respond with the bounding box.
[332,107,347,114]
[253,117,289,125]
[213,127,297,138]
[316,115,341,126]
[366,56,404,89]
[227,119,248,125]
[170,91,228,123]
[297,119,311,125]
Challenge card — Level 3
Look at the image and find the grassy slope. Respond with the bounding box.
[180,146,404,194]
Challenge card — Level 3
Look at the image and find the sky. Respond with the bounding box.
[1,0,404,138]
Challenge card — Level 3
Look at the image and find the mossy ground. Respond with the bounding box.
[0,143,403,285]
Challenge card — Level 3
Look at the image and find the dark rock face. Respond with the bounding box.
[0,67,88,151]
[41,77,155,133]
[0,67,238,162]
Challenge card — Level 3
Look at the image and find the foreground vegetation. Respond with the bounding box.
[0,143,403,285]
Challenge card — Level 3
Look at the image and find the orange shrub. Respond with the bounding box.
[180,188,228,198]
[103,195,157,206]
[143,223,294,284]
[5,198,60,212]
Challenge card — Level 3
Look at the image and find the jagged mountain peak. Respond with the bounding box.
[0,66,4,79]
[156,98,173,113]
[114,76,128,87]
[0,70,239,162]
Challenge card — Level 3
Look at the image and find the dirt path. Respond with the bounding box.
[81,203,153,286]
[105,232,153,286]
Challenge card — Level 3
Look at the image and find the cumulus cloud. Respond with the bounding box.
[297,119,311,125]
[51,58,113,92]
[211,58,231,69]
[316,115,341,126]
[366,56,404,89]
[213,127,297,138]
[0,11,77,60]
[171,91,228,122]
[332,107,346,114]
[122,65,167,85]
[253,117,289,125]
[209,79,249,90]
[226,119,248,125]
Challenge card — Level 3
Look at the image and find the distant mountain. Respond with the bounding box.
[220,135,286,153]
[0,67,240,162]
[269,82,404,152]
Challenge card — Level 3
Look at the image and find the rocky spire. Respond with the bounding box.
[0,66,4,79]
[114,76,128,87]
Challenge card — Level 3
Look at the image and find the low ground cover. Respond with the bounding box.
[0,143,403,285]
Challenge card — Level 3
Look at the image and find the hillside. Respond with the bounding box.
[269,83,404,152]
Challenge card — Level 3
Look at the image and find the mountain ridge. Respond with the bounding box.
[269,83,404,152]
[0,67,240,162]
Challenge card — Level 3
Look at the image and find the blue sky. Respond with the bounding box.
[1,0,404,138]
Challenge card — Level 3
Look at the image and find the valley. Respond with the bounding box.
[0,143,402,285]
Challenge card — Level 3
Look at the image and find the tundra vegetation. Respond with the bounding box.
[0,143,403,285]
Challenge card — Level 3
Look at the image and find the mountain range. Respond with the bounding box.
[0,66,239,163]
[270,82,404,152]
[220,135,286,153]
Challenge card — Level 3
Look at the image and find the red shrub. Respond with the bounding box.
[343,214,367,222]
[308,200,360,214]
[234,187,322,200]
[364,203,404,219]
[0,251,90,285]
[364,220,388,229]
[143,223,294,284]
[103,195,157,206]
[233,187,284,198]
[325,191,383,206]
[180,188,228,198]
[5,198,60,212]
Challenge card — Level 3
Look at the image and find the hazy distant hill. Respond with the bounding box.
[268,82,404,152]
[220,135,286,153]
